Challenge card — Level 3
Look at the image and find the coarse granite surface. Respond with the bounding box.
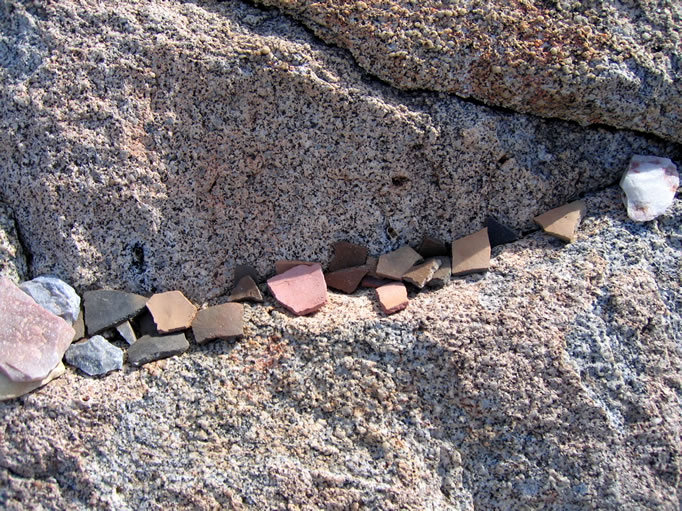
[1,185,679,510]
[0,0,680,301]
[0,202,27,284]
[254,0,682,143]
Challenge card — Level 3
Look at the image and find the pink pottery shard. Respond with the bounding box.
[267,264,328,316]
[0,277,75,382]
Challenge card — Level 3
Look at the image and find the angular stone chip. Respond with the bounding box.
[127,333,190,366]
[229,275,263,303]
[451,228,491,276]
[325,265,369,294]
[146,290,197,334]
[83,289,148,335]
[376,282,409,315]
[327,241,368,273]
[192,303,244,344]
[403,258,441,288]
[534,200,586,242]
[376,245,423,281]
[486,217,519,247]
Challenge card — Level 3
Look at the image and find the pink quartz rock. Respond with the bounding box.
[0,277,75,382]
[267,264,328,316]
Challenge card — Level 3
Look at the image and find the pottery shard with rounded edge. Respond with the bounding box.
[620,155,679,222]
[0,277,75,382]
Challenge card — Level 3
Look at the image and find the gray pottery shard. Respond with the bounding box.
[0,277,75,382]
[64,335,123,376]
[127,333,189,366]
[19,275,81,325]
[83,289,148,335]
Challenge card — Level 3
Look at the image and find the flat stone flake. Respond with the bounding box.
[267,264,328,316]
[116,320,137,345]
[19,275,81,325]
[192,303,244,344]
[376,282,409,315]
[620,155,679,222]
[451,228,491,276]
[415,236,448,258]
[229,275,263,303]
[534,200,586,242]
[376,246,423,281]
[403,258,441,289]
[274,260,317,275]
[127,333,189,367]
[234,264,259,285]
[426,256,452,289]
[485,217,519,247]
[0,277,75,382]
[146,290,197,334]
[0,362,65,401]
[327,241,368,273]
[83,289,148,336]
[325,265,369,294]
[64,335,123,376]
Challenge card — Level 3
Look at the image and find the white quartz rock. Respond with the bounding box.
[620,155,679,222]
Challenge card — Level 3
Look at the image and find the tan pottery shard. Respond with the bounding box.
[534,200,586,242]
[192,303,244,344]
[402,258,441,288]
[146,290,197,334]
[376,282,409,315]
[267,263,328,316]
[376,245,423,281]
[451,228,491,276]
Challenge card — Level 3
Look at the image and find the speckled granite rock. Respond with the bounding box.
[0,202,27,283]
[0,185,679,509]
[255,0,682,143]
[0,0,680,302]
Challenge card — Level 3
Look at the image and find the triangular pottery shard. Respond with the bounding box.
[534,200,586,243]
[451,228,491,276]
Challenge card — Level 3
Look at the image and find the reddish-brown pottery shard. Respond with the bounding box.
[268,263,328,316]
[0,277,75,382]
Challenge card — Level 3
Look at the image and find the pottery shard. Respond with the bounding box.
[620,155,679,222]
[415,236,448,258]
[83,289,148,336]
[64,335,123,376]
[325,266,369,294]
[426,256,452,289]
[229,275,263,303]
[267,264,328,316]
[534,200,586,242]
[0,362,65,401]
[234,264,260,285]
[192,303,244,344]
[0,277,75,382]
[275,260,317,275]
[485,217,519,248]
[19,275,81,325]
[116,321,137,345]
[327,241,368,273]
[403,258,441,289]
[127,333,190,366]
[361,276,393,288]
[376,282,409,315]
[376,246,423,281]
[451,228,491,276]
[146,290,197,334]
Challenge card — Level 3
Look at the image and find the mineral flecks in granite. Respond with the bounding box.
[267,264,328,316]
[64,335,123,376]
[327,241,368,272]
[376,245,423,281]
[0,277,75,383]
[192,303,244,344]
[127,333,190,367]
[534,200,587,243]
[229,275,263,303]
[403,258,441,288]
[0,361,65,401]
[376,282,409,315]
[146,290,197,334]
[620,155,679,222]
[83,289,148,335]
[451,228,491,276]
[19,275,81,325]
